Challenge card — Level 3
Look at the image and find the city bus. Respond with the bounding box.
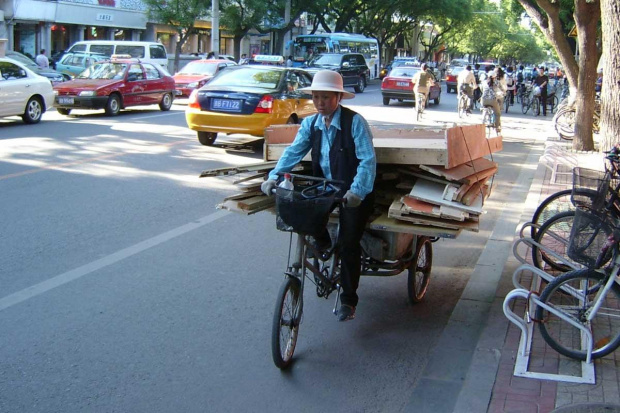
[290,33,380,79]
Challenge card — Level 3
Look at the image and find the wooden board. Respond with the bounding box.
[217,200,273,215]
[419,158,497,183]
[200,161,277,178]
[401,196,469,221]
[369,212,461,239]
[446,125,503,168]
[237,195,275,211]
[388,200,479,232]
[409,178,483,215]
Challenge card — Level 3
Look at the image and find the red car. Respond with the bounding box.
[53,55,176,116]
[381,66,442,106]
[173,59,237,97]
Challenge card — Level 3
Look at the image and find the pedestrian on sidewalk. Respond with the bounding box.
[35,49,49,68]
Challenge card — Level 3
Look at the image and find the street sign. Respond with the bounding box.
[568,26,577,37]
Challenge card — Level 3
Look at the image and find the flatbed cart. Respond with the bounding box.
[269,173,459,369]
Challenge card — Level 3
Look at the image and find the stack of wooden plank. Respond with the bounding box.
[200,123,502,238]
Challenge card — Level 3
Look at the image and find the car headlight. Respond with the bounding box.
[187,81,199,88]
[79,91,97,97]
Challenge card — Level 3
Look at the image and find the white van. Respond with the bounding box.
[65,41,169,72]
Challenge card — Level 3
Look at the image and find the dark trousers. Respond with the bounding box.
[540,92,548,115]
[315,193,375,307]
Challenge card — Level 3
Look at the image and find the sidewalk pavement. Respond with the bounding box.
[405,127,620,413]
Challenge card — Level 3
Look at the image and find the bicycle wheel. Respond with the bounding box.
[408,236,432,304]
[458,95,467,118]
[532,96,540,116]
[505,94,510,113]
[531,188,599,238]
[521,97,530,114]
[532,211,577,272]
[536,269,620,360]
[271,276,302,369]
[555,108,575,140]
[550,95,559,114]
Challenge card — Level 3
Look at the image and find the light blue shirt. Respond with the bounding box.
[268,106,376,199]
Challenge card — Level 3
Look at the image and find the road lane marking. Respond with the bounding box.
[0,209,230,312]
[0,138,191,181]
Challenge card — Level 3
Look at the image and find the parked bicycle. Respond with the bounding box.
[553,97,601,141]
[521,84,541,116]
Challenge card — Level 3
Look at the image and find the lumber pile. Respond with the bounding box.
[200,124,501,238]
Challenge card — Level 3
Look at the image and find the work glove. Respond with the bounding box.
[344,190,362,208]
[261,179,277,196]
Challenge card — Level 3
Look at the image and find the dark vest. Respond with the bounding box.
[310,106,359,195]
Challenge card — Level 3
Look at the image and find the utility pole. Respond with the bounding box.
[283,0,291,56]
[211,0,219,57]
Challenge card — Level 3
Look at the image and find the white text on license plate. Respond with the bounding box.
[396,81,409,87]
[212,98,241,111]
[58,97,74,105]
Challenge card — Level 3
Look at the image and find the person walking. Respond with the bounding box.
[260,70,377,322]
[35,49,49,68]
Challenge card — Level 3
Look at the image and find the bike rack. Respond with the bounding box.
[502,221,595,383]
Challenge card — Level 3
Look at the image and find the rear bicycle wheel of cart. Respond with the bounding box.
[272,276,302,369]
[408,237,432,304]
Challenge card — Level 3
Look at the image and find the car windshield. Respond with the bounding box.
[208,68,282,89]
[178,62,218,76]
[7,53,38,69]
[77,62,127,80]
[308,54,341,66]
[390,67,418,77]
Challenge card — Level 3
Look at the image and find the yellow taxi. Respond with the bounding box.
[185,64,316,145]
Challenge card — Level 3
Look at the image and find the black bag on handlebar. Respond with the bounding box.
[275,184,337,235]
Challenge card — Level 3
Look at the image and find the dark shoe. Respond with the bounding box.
[337,304,356,322]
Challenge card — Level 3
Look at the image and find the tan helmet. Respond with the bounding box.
[298,70,355,99]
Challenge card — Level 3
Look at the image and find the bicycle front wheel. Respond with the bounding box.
[536,269,620,361]
[532,211,577,272]
[521,97,529,114]
[531,188,599,238]
[532,96,540,116]
[271,276,302,369]
[408,237,432,304]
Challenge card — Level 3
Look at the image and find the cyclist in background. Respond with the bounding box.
[494,66,507,111]
[505,66,516,105]
[481,73,502,133]
[516,65,526,100]
[473,63,482,105]
[261,70,376,322]
[457,64,477,112]
[412,63,435,109]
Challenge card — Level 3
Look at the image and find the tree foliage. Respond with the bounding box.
[143,0,211,73]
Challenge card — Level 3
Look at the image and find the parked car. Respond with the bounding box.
[6,50,70,84]
[304,53,369,93]
[55,52,108,77]
[185,65,316,145]
[445,66,464,93]
[53,56,175,116]
[381,66,441,106]
[173,59,237,97]
[0,57,55,123]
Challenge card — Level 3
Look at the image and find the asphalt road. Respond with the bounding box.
[0,81,553,412]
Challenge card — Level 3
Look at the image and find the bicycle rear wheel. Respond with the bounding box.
[408,237,432,304]
[271,276,302,369]
[536,269,620,361]
[414,96,421,122]
[458,95,467,118]
[504,95,510,113]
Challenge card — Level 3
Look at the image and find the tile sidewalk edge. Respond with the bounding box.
[451,153,548,413]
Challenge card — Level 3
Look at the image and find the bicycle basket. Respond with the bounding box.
[533,86,541,97]
[571,167,610,211]
[275,184,337,235]
[567,208,613,268]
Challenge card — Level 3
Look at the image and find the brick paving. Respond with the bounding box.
[487,139,620,413]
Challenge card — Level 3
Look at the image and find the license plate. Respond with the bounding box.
[396,81,409,87]
[58,97,74,105]
[211,98,242,112]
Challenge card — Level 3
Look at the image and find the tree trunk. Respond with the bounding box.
[174,40,184,74]
[572,0,600,151]
[600,0,620,151]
